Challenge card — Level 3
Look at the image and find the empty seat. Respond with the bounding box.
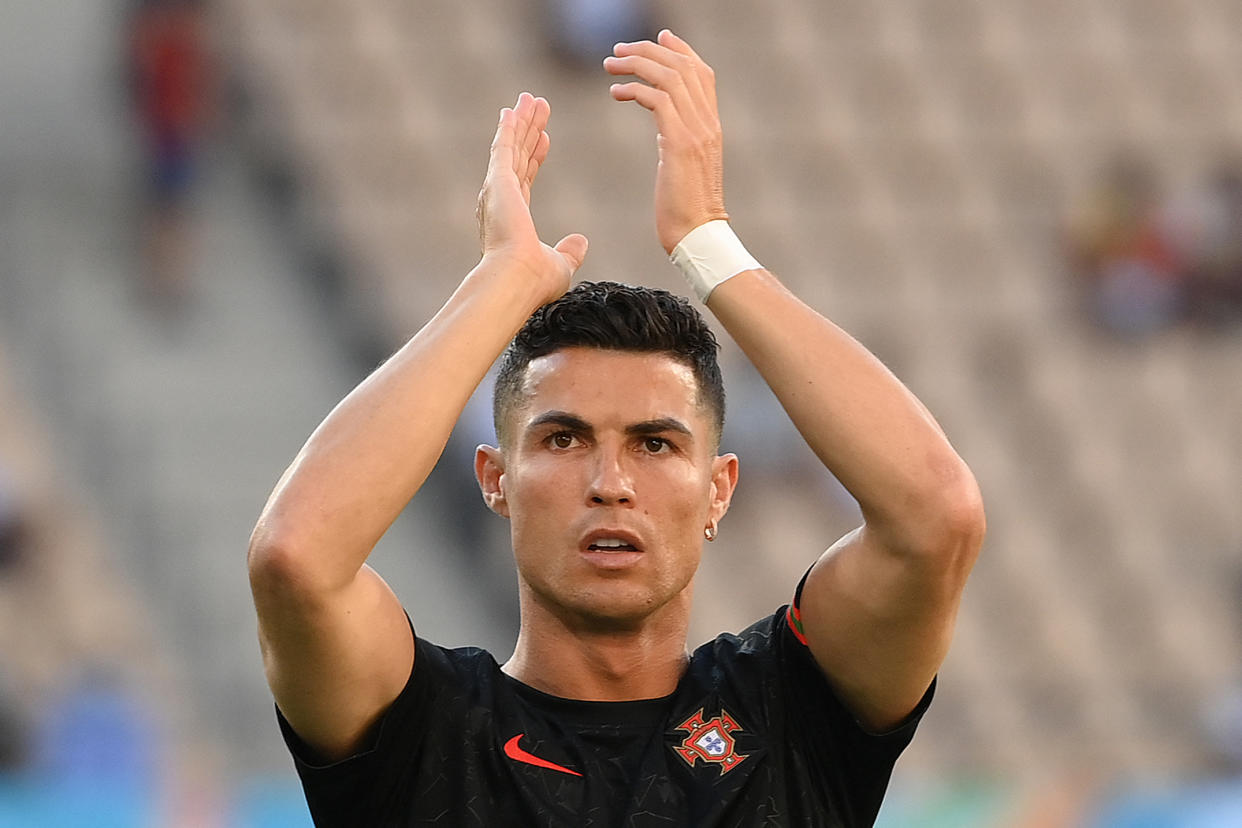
[868,137,968,216]
[934,54,1033,140]
[842,51,928,136]
[1108,0,1196,47]
[910,0,989,50]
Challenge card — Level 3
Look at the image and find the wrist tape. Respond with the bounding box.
[669,220,761,302]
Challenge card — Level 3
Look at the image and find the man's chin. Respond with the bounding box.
[534,588,666,632]
[520,571,694,632]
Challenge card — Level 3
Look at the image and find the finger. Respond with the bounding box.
[611,38,686,64]
[657,29,702,63]
[522,97,550,167]
[658,29,718,117]
[522,130,551,201]
[603,53,682,88]
[531,129,551,173]
[488,107,517,175]
[554,233,589,274]
[515,94,550,185]
[616,34,716,110]
[609,82,690,142]
[607,43,714,126]
[603,55,704,133]
[512,92,537,175]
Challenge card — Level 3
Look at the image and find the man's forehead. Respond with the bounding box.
[516,348,704,423]
[522,347,695,390]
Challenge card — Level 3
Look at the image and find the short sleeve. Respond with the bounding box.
[275,632,463,826]
[774,574,934,825]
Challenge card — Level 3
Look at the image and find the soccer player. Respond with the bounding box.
[248,30,985,826]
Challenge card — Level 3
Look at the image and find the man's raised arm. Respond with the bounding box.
[607,31,984,732]
[247,93,587,761]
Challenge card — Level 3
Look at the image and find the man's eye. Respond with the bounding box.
[550,433,576,449]
[643,437,669,453]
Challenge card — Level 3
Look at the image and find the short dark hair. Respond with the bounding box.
[493,281,725,447]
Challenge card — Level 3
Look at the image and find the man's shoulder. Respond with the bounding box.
[414,636,503,690]
[683,607,792,692]
[690,607,788,660]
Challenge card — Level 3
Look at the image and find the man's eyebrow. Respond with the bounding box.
[526,411,593,435]
[626,418,693,438]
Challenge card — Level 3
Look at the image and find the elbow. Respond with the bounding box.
[940,472,986,558]
[247,520,296,593]
[876,457,986,573]
[247,518,333,599]
[918,462,986,574]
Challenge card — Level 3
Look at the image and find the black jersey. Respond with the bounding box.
[278,602,932,827]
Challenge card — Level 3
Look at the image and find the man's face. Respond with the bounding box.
[478,347,737,630]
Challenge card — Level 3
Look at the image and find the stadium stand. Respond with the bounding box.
[0,340,193,823]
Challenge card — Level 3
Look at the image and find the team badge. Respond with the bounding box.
[672,708,747,774]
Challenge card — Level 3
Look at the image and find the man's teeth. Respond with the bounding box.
[591,538,634,550]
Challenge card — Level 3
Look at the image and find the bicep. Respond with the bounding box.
[252,563,415,762]
[798,524,975,732]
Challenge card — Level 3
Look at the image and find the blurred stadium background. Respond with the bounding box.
[1,0,1240,825]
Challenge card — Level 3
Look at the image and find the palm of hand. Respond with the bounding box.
[478,93,584,306]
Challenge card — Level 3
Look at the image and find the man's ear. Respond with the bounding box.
[708,452,739,527]
[475,444,510,518]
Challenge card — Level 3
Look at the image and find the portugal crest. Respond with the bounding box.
[672,708,748,774]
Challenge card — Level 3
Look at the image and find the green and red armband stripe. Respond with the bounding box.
[785,567,811,646]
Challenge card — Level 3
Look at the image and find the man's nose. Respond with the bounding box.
[587,448,635,505]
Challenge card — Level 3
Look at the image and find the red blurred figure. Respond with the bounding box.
[1067,158,1187,337]
[127,0,212,314]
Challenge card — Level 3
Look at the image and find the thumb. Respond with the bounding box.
[554,233,589,274]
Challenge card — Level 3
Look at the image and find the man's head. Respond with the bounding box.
[493,281,725,449]
[477,282,737,631]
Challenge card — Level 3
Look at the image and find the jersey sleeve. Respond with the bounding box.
[274,625,464,826]
[774,571,934,825]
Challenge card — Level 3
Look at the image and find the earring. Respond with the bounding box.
[704,525,717,542]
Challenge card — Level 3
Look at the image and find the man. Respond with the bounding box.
[249,30,984,827]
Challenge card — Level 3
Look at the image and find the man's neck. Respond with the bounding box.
[502,597,691,701]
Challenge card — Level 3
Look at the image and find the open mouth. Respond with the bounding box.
[587,538,639,552]
[580,532,644,569]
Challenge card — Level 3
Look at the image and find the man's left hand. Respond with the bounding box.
[605,30,730,255]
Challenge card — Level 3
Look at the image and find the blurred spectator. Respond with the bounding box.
[1067,158,1187,338]
[33,666,159,799]
[0,465,29,573]
[543,0,658,68]
[1206,685,1242,769]
[1068,155,1242,337]
[126,0,213,315]
[1202,565,1242,769]
[1186,165,1242,329]
[0,667,28,772]
[0,463,32,770]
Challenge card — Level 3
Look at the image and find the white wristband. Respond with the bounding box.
[669,220,762,302]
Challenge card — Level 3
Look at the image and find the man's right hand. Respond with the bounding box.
[477,92,588,306]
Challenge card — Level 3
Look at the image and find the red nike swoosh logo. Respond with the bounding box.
[503,734,582,777]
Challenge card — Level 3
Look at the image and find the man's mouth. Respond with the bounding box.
[587,538,639,552]
[580,530,645,565]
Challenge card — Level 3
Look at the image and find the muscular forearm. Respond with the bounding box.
[707,268,979,554]
[249,260,547,589]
